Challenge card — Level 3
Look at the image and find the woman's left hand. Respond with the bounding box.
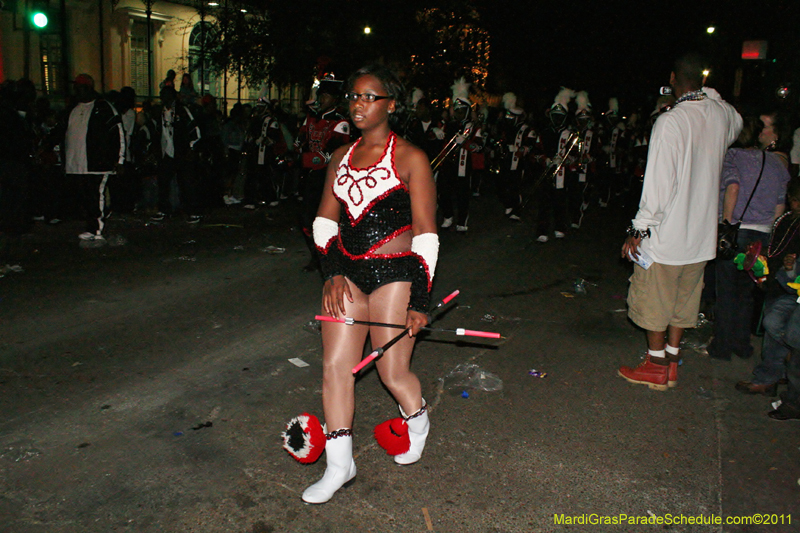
[405,309,429,337]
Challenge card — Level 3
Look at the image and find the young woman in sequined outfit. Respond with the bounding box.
[303,65,439,504]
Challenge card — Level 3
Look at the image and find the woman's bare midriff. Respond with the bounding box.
[373,229,412,255]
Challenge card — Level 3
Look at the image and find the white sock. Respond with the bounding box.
[648,349,666,359]
[665,344,680,356]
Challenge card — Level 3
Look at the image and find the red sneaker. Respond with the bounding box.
[618,355,669,391]
[667,353,679,388]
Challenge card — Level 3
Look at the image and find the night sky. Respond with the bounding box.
[476,0,799,115]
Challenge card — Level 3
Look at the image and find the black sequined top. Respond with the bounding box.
[317,133,432,312]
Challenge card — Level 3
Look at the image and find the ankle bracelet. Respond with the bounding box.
[325,428,352,440]
[404,403,428,421]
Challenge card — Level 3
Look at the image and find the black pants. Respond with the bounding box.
[157,155,198,215]
[70,172,110,235]
[108,163,139,214]
[497,167,522,213]
[0,159,32,235]
[535,184,568,236]
[438,167,471,226]
[245,161,278,205]
[566,171,589,226]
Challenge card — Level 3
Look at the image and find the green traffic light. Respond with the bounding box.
[32,12,49,29]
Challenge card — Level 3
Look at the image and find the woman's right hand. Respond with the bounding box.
[322,275,353,318]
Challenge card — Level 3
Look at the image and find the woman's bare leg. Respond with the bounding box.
[370,281,423,414]
[321,278,369,430]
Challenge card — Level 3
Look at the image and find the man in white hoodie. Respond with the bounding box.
[619,53,742,391]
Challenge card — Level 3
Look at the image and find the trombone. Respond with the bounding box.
[430,124,473,171]
[521,130,581,208]
[534,130,580,189]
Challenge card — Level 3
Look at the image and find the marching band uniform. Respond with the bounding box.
[296,78,352,271]
[597,97,625,207]
[438,78,477,232]
[496,93,536,221]
[402,89,445,164]
[536,88,575,242]
[245,99,287,207]
[565,91,595,229]
[470,105,489,197]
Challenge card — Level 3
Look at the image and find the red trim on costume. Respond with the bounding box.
[314,234,339,255]
[336,240,433,291]
[335,132,409,226]
[365,226,412,254]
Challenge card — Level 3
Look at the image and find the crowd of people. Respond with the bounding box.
[4,56,800,505]
[617,53,800,427]
[1,66,683,248]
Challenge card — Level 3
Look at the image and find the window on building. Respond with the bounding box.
[130,20,152,98]
[39,34,63,95]
[188,21,219,96]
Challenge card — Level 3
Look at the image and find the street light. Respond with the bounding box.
[30,5,49,29]
[702,69,710,84]
[706,26,715,34]
[363,26,371,35]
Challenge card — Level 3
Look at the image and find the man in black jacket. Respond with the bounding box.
[64,74,125,242]
[151,86,202,223]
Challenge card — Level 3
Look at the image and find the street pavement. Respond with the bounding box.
[0,193,797,533]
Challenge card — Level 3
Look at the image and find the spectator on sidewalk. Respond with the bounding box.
[0,79,36,235]
[736,178,800,395]
[64,74,125,242]
[152,86,201,223]
[221,103,247,206]
[619,53,742,391]
[708,115,791,361]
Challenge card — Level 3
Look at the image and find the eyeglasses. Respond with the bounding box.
[343,92,391,103]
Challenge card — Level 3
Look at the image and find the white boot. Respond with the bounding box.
[394,402,429,466]
[301,431,357,504]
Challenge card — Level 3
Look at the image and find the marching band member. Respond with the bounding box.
[566,91,596,229]
[402,88,445,164]
[496,92,536,221]
[296,76,352,272]
[597,97,626,207]
[438,78,477,232]
[536,87,575,242]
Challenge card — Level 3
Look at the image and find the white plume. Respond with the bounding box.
[554,87,575,109]
[575,91,591,112]
[451,77,471,104]
[411,88,425,106]
[502,92,517,111]
[608,97,619,114]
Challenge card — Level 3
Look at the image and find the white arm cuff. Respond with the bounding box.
[411,233,439,281]
[312,217,339,250]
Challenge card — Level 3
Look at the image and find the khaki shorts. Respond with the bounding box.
[627,261,707,331]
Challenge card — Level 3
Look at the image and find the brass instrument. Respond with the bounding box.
[521,130,581,208]
[534,131,581,189]
[430,124,473,171]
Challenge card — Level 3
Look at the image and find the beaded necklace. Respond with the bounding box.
[767,211,800,258]
[673,89,707,106]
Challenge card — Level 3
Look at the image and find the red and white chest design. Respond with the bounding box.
[334,133,406,224]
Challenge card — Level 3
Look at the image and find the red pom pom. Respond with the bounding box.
[373,417,410,456]
[282,413,326,464]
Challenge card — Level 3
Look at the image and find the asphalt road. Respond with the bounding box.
[0,194,797,533]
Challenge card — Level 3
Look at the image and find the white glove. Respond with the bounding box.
[433,127,445,140]
[455,135,466,145]
[507,145,518,153]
